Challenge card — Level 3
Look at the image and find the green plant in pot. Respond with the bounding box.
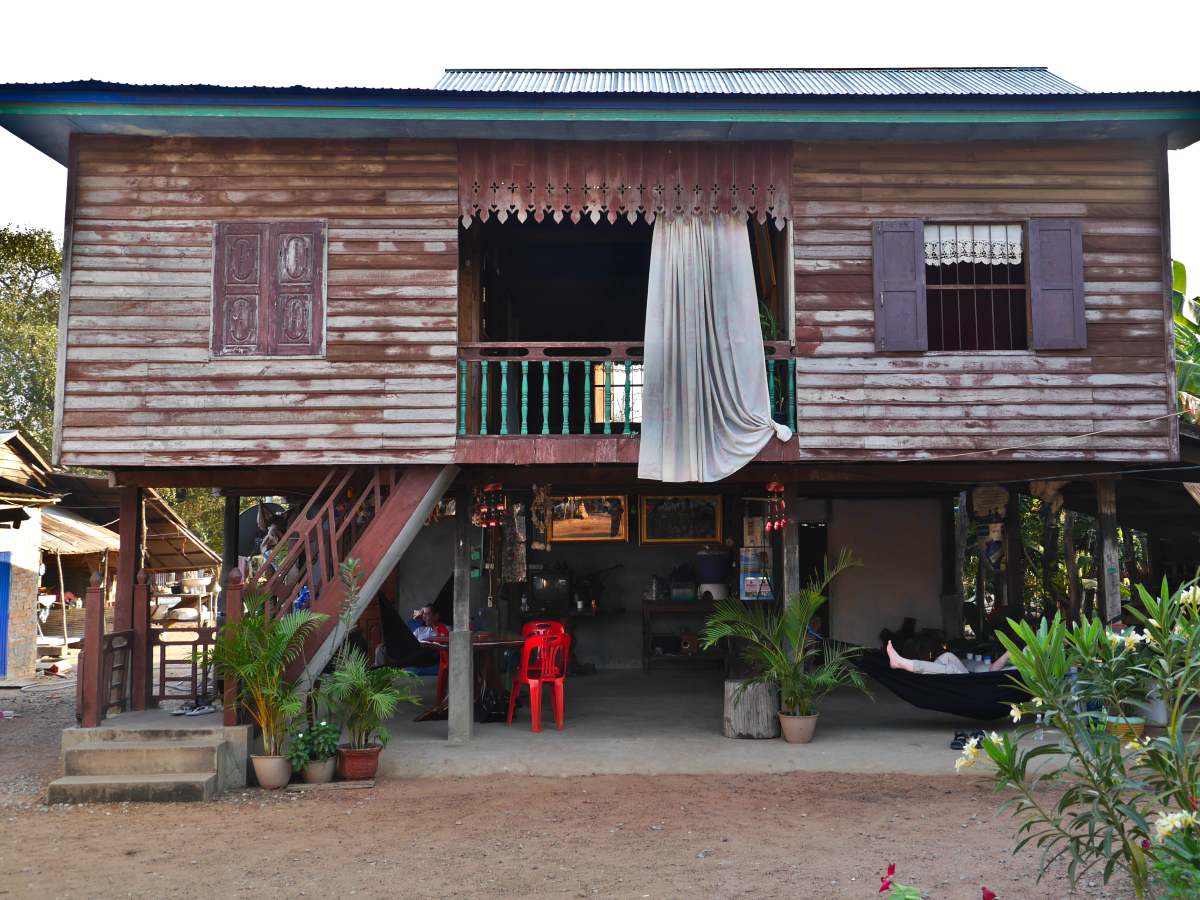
[702,549,868,743]
[204,589,328,788]
[323,559,420,780]
[285,718,341,784]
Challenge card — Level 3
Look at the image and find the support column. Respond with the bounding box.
[448,483,474,745]
[1004,489,1025,619]
[80,572,105,728]
[114,487,143,632]
[780,485,801,606]
[220,493,240,624]
[222,570,244,727]
[1096,478,1122,622]
[131,571,151,710]
[940,494,964,637]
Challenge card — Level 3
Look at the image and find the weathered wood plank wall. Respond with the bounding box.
[59,136,458,468]
[791,139,1174,462]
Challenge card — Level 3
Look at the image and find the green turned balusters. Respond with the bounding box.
[622,360,632,436]
[787,359,796,431]
[767,358,777,421]
[583,361,592,436]
[541,360,550,435]
[561,361,570,435]
[479,359,489,435]
[520,361,529,435]
[499,360,509,435]
[457,359,467,436]
[602,361,612,435]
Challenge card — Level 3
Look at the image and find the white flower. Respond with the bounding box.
[1010,704,1023,724]
[987,731,1000,746]
[1032,697,1045,708]
[1179,586,1200,609]
[1153,810,1198,842]
[1107,630,1123,648]
[1124,631,1146,651]
[954,755,976,772]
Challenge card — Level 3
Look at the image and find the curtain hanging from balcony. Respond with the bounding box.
[459,140,790,227]
[638,215,792,483]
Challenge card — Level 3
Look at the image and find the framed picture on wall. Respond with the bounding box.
[548,496,629,542]
[639,495,723,544]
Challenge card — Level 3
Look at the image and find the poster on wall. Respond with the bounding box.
[548,496,628,542]
[639,496,723,544]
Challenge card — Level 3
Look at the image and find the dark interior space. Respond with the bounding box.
[926,259,1028,352]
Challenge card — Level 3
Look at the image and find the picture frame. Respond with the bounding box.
[548,495,629,542]
[639,495,723,544]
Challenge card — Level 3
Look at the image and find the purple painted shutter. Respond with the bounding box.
[1028,219,1086,350]
[266,222,325,356]
[872,219,928,351]
[212,222,268,356]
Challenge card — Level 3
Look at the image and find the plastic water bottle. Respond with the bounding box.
[983,656,993,671]
[293,585,310,612]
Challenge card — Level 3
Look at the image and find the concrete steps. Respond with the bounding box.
[49,719,251,803]
[49,772,217,804]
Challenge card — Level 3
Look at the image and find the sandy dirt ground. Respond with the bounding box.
[0,686,1134,899]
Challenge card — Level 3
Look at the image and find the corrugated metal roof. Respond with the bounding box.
[434,68,1088,96]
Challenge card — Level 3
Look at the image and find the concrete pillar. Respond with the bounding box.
[448,483,474,745]
[780,484,801,606]
[1096,478,1122,622]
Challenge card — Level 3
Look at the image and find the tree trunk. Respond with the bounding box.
[1065,511,1081,623]
[723,680,780,739]
[1040,502,1062,617]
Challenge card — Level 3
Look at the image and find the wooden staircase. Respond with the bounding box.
[251,464,458,683]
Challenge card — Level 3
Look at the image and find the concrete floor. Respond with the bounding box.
[379,667,1017,778]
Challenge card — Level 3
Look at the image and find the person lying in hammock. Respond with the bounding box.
[886,639,1010,675]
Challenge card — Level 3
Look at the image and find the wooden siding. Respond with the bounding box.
[790,140,1175,462]
[58,137,458,468]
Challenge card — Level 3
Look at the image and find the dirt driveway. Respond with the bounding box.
[0,687,1133,899]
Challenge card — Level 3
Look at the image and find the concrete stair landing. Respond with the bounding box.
[49,717,250,804]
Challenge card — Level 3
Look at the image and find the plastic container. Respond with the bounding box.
[696,549,731,583]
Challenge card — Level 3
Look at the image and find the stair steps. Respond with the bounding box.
[49,721,248,803]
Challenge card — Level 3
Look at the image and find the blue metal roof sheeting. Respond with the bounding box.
[434,68,1089,96]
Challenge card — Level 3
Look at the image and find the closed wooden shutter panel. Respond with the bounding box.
[267,222,325,356]
[872,219,928,351]
[212,223,267,356]
[1028,218,1086,350]
[212,221,325,356]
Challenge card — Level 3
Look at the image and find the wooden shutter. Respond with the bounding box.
[872,219,928,351]
[1028,218,1086,350]
[267,222,325,356]
[212,223,266,356]
[213,221,325,356]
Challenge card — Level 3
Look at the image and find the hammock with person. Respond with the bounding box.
[853,649,1026,721]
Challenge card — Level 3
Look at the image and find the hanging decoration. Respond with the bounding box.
[472,483,506,529]
[530,483,552,550]
[765,482,787,533]
[459,140,792,228]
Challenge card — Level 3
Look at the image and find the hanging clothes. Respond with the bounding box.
[638,215,791,483]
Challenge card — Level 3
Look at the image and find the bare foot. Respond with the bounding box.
[886,641,911,672]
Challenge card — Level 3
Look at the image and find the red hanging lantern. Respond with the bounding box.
[765,482,786,532]
[474,483,506,528]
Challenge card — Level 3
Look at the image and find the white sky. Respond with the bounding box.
[1,0,1197,283]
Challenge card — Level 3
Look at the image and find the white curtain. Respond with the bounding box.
[924,223,1023,266]
[638,215,792,483]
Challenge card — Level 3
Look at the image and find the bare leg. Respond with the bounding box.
[886,640,917,673]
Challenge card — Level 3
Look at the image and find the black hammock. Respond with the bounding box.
[854,650,1027,721]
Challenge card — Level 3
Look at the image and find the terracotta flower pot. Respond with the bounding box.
[778,713,819,744]
[337,744,383,780]
[302,757,336,784]
[251,754,292,789]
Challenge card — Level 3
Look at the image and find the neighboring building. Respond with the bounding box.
[2,68,1198,733]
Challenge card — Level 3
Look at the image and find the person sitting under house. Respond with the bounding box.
[411,605,449,641]
[885,638,1011,675]
[376,599,441,671]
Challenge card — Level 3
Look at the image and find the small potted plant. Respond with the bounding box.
[326,646,418,779]
[286,718,341,784]
[702,549,868,743]
[205,590,327,788]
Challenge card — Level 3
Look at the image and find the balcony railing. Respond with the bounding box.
[457,342,796,437]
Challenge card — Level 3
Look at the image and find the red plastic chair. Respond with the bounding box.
[506,632,570,731]
[521,620,566,637]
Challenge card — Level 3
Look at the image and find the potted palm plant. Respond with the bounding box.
[206,590,328,788]
[702,549,868,743]
[326,646,418,779]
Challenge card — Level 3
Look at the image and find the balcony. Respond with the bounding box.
[454,341,796,464]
